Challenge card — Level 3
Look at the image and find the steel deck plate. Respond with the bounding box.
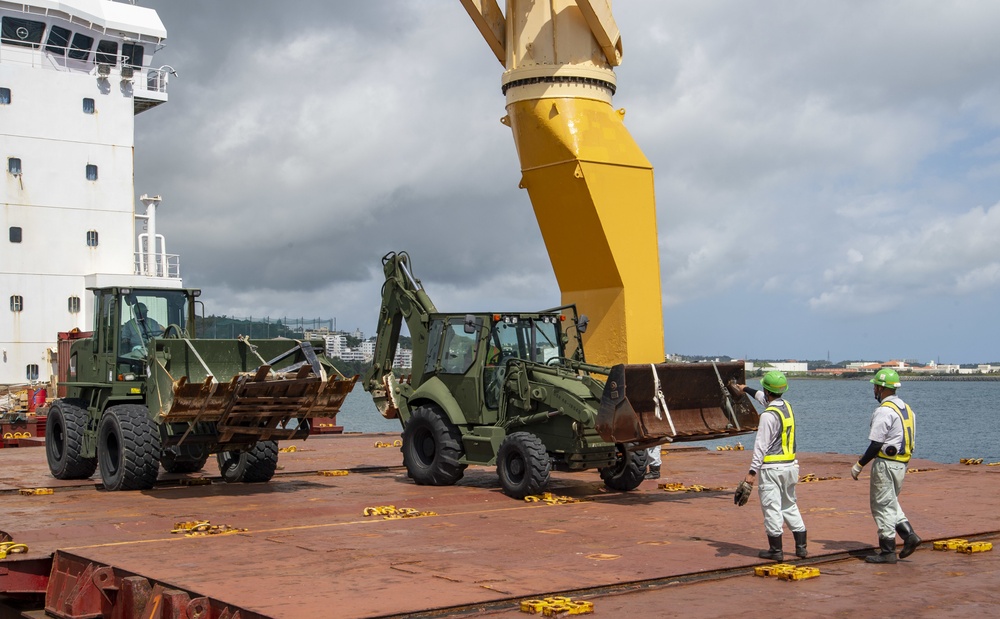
[2,433,998,617]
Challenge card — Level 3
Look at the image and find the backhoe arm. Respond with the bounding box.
[363,251,438,417]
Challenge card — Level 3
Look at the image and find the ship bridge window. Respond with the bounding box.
[26,364,39,381]
[1,17,45,49]
[68,296,81,313]
[45,25,71,56]
[86,230,99,247]
[10,295,23,312]
[83,98,95,114]
[9,227,21,243]
[69,33,94,61]
[86,164,98,181]
[1,87,9,104]
[122,43,144,68]
[8,157,20,175]
[96,40,118,65]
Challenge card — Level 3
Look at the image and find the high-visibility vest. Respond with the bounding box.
[762,401,796,464]
[878,399,915,463]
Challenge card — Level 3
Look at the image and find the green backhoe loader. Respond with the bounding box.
[363,251,759,499]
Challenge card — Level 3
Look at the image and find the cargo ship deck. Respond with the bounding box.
[2,434,998,618]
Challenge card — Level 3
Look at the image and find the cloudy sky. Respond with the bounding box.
[133,1,1000,365]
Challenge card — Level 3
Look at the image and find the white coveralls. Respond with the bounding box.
[868,394,913,540]
[646,445,661,467]
[749,391,805,538]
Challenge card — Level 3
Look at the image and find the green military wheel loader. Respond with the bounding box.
[47,286,356,490]
[363,251,760,499]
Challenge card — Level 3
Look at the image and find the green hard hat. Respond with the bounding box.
[870,368,901,389]
[761,370,788,394]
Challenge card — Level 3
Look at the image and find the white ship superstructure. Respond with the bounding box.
[1,0,179,388]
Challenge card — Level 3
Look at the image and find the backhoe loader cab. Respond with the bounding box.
[364,251,760,499]
[48,286,356,491]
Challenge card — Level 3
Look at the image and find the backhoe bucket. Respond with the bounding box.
[597,362,758,444]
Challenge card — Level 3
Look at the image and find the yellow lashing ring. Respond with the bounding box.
[170,520,247,536]
[0,542,29,559]
[518,596,593,616]
[933,538,968,551]
[523,493,580,504]
[363,505,437,519]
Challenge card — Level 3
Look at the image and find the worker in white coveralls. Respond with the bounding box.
[850,368,921,564]
[645,445,661,480]
[731,371,807,561]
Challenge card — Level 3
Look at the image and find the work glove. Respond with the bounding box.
[851,462,863,480]
[726,380,743,398]
[734,480,753,506]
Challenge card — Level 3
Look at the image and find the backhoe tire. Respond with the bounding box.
[98,404,161,491]
[401,404,466,486]
[497,432,551,499]
[600,446,649,492]
[161,444,210,474]
[46,399,97,480]
[217,440,278,483]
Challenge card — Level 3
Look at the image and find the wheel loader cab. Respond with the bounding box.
[114,288,194,362]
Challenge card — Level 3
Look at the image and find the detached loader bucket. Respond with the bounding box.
[148,338,357,443]
[597,362,758,444]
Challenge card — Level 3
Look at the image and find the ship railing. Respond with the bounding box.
[0,38,168,96]
[134,252,181,279]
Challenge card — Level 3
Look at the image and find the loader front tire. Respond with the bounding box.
[402,404,466,486]
[600,445,649,492]
[46,399,97,480]
[497,432,551,499]
[98,404,161,491]
[217,440,278,483]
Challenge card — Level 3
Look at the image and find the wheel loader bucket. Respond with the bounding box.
[147,338,357,444]
[597,362,758,444]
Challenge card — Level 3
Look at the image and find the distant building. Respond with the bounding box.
[746,361,808,373]
[393,348,413,369]
[324,332,411,368]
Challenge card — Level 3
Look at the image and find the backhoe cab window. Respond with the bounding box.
[439,321,479,375]
[119,290,189,356]
[488,316,562,365]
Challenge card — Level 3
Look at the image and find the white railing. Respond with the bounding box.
[0,38,168,96]
[134,252,180,279]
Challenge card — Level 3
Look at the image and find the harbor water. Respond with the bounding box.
[333,378,1000,465]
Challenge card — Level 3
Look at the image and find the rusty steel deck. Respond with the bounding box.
[2,434,999,618]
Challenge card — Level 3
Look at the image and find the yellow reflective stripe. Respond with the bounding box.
[878,400,915,463]
[762,402,796,463]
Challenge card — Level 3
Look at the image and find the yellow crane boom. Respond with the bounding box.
[460,0,665,366]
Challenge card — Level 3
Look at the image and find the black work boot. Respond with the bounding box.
[896,521,921,559]
[758,535,783,561]
[793,530,808,558]
[644,465,660,480]
[865,537,898,564]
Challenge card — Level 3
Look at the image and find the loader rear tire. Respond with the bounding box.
[46,399,97,480]
[497,432,551,499]
[161,444,210,474]
[98,404,161,491]
[402,404,466,486]
[600,445,649,492]
[217,440,278,483]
